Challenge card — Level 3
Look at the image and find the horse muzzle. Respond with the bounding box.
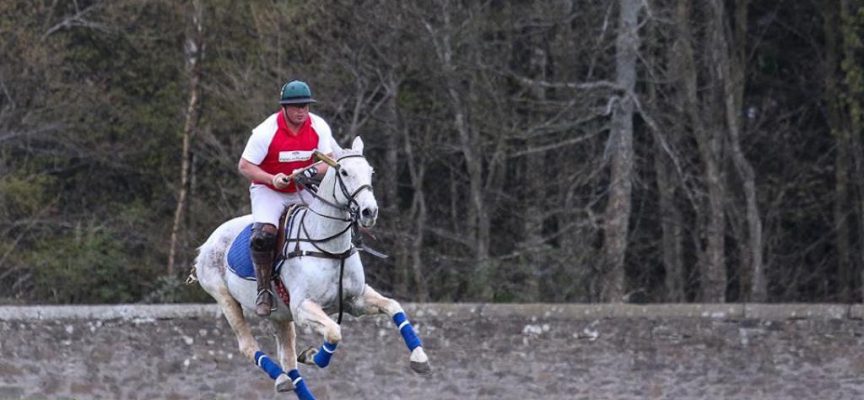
[359,206,378,228]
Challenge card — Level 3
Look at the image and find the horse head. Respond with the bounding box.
[322,136,378,228]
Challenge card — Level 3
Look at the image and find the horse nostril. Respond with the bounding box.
[361,208,378,219]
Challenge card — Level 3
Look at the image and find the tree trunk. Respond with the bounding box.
[701,0,730,303]
[515,3,551,301]
[655,135,686,302]
[167,0,203,277]
[650,12,687,302]
[381,74,409,297]
[840,0,864,302]
[718,0,764,301]
[824,0,852,301]
[676,0,727,302]
[407,149,430,302]
[426,8,490,285]
[601,0,641,302]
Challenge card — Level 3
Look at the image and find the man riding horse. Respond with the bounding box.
[199,80,430,397]
[237,80,334,316]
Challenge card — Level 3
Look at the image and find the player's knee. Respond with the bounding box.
[250,223,277,252]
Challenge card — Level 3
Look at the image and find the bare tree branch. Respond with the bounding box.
[42,2,109,39]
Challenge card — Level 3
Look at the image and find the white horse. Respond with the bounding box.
[193,137,430,399]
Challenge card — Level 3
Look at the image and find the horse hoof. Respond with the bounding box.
[297,346,318,365]
[410,361,432,375]
[275,373,294,392]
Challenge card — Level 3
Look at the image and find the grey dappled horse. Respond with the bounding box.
[194,137,430,399]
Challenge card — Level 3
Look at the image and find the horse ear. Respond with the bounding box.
[351,136,365,153]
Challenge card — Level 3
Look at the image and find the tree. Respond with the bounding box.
[600,0,642,302]
[168,0,204,277]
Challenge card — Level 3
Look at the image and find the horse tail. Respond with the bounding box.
[186,244,206,285]
[184,266,198,285]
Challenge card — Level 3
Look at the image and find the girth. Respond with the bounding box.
[285,247,357,260]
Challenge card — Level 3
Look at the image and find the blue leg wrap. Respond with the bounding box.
[393,311,422,351]
[287,369,316,400]
[313,341,337,368]
[254,351,284,380]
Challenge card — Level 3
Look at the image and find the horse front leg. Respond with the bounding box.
[352,285,431,374]
[295,299,342,369]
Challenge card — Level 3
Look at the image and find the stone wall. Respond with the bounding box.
[1,303,863,399]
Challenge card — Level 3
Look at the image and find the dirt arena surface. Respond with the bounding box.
[1,303,863,399]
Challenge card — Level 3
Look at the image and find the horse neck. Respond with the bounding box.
[303,170,352,252]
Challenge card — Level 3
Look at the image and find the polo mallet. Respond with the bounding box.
[313,150,338,168]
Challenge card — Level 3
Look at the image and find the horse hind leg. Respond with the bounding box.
[272,319,297,392]
[353,285,431,374]
[213,292,260,360]
[295,299,342,369]
[271,319,314,398]
[214,292,316,399]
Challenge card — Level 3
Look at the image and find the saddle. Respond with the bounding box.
[224,205,301,281]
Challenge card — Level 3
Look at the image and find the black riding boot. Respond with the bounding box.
[251,222,278,317]
[252,248,275,316]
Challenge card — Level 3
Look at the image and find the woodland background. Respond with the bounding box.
[2,0,864,305]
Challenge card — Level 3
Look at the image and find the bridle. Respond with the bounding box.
[302,153,374,224]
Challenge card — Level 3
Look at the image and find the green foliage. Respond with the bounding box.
[0,175,54,217]
[28,228,153,303]
[140,275,214,304]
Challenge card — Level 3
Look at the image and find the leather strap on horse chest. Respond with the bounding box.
[285,247,356,260]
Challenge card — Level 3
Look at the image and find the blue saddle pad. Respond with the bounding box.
[226,224,281,281]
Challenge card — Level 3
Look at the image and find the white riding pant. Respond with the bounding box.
[249,184,314,227]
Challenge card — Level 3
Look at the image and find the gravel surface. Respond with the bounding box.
[1,304,863,399]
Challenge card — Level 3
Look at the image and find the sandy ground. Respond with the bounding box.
[1,304,863,399]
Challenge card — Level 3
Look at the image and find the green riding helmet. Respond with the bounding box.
[279,80,317,105]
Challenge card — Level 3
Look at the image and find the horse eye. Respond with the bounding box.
[340,170,348,177]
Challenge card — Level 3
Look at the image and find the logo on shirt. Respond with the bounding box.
[279,150,313,163]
